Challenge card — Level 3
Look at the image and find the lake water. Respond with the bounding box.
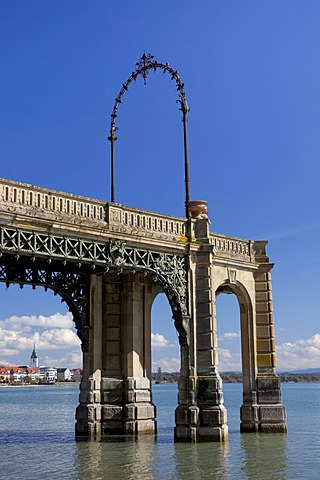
[0,382,319,479]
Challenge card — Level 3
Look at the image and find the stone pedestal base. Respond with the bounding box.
[174,374,229,442]
[75,376,157,438]
[174,404,228,442]
[241,375,287,433]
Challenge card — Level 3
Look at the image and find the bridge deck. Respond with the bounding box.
[0,177,255,263]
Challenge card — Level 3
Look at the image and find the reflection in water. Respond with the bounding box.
[74,436,157,480]
[174,442,231,480]
[240,433,288,480]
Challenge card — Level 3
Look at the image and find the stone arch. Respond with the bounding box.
[215,279,257,407]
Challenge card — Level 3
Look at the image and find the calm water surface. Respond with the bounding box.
[0,383,319,479]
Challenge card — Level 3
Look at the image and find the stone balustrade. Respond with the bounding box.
[0,178,105,221]
[0,177,253,260]
[211,233,252,260]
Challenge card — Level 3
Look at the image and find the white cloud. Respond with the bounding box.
[41,349,82,369]
[218,347,241,372]
[219,332,240,341]
[0,312,73,331]
[0,311,81,366]
[276,332,320,370]
[152,356,180,372]
[151,332,174,349]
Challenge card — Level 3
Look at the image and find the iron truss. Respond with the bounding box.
[0,257,90,351]
[0,226,188,316]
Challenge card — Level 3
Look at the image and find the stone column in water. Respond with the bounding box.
[76,272,158,437]
[241,242,287,433]
[193,215,228,441]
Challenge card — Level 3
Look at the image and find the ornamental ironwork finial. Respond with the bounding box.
[136,52,155,84]
[108,52,191,217]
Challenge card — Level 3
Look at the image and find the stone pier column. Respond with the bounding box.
[76,272,158,438]
[241,242,286,433]
[76,274,103,438]
[174,314,199,442]
[194,218,228,441]
[120,272,157,435]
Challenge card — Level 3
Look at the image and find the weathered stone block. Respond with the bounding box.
[197,350,213,368]
[135,377,150,389]
[127,378,135,389]
[124,421,136,435]
[240,405,258,422]
[197,302,213,317]
[102,420,123,434]
[196,266,211,278]
[256,291,269,302]
[255,281,268,292]
[123,404,135,420]
[106,293,120,303]
[256,313,272,325]
[257,389,281,404]
[197,332,213,349]
[259,423,287,433]
[259,406,286,422]
[189,407,199,425]
[201,408,219,425]
[79,390,88,403]
[256,302,271,314]
[198,426,228,441]
[135,390,151,402]
[104,356,120,371]
[106,341,120,355]
[257,376,281,390]
[197,317,213,333]
[175,408,188,425]
[75,405,88,421]
[101,378,123,391]
[196,278,211,290]
[106,304,120,315]
[102,405,123,420]
[135,404,155,420]
[257,339,273,352]
[136,419,155,434]
[127,391,135,403]
[106,327,120,341]
[256,325,274,338]
[174,425,190,441]
[196,289,212,303]
[94,391,101,403]
[257,353,275,368]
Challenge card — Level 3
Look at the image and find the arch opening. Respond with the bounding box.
[0,283,82,386]
[215,281,255,432]
[151,292,180,437]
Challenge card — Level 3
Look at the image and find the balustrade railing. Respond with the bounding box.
[0,178,105,221]
[211,233,251,259]
[0,178,253,260]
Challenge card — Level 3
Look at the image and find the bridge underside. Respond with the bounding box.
[0,178,287,441]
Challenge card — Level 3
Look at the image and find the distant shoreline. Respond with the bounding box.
[0,382,80,388]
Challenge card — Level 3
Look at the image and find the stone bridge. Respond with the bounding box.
[0,177,286,441]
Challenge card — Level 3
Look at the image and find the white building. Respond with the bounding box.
[39,366,57,383]
[57,368,72,381]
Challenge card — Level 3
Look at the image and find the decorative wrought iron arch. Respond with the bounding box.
[0,227,189,336]
[0,258,90,351]
[108,52,191,217]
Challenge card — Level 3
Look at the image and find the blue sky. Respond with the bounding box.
[0,1,319,372]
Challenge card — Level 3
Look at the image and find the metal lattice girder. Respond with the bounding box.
[0,226,188,315]
[0,260,90,351]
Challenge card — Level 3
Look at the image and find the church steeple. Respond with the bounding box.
[30,343,38,368]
